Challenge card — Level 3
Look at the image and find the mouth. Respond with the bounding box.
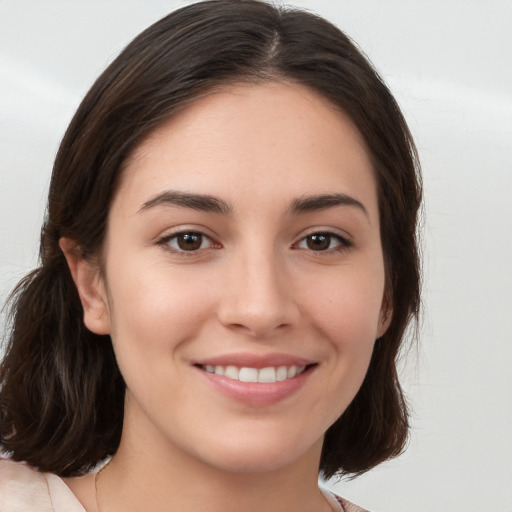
[192,354,318,406]
[196,363,314,383]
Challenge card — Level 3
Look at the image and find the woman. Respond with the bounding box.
[0,1,421,510]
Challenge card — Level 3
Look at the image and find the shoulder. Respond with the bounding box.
[0,458,54,511]
[335,495,371,512]
[320,485,371,512]
[0,458,85,512]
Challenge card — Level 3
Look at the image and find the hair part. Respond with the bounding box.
[1,0,421,478]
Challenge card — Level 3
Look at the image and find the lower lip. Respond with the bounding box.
[196,366,315,406]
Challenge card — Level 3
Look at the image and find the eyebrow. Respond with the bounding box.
[138,190,232,215]
[138,190,368,218]
[288,193,368,217]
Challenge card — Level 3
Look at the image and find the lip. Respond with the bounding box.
[193,353,317,407]
[193,352,315,369]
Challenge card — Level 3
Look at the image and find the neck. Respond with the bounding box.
[96,411,330,512]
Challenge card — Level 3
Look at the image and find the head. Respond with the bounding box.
[0,0,421,478]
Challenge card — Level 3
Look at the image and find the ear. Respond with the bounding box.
[59,237,111,335]
[377,293,393,338]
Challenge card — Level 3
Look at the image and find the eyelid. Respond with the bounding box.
[292,228,353,252]
[156,226,222,255]
[154,225,353,255]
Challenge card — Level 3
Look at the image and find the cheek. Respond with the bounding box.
[104,266,214,418]
[303,264,386,346]
[300,266,384,412]
[104,260,215,369]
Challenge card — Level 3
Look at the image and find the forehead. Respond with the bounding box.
[116,82,377,218]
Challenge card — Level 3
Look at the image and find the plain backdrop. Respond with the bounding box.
[1,1,511,510]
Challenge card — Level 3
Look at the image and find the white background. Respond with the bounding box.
[1,1,511,510]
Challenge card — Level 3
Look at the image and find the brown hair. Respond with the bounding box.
[0,0,421,478]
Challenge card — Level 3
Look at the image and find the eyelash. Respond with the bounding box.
[156,230,352,255]
[157,231,218,255]
[294,232,352,253]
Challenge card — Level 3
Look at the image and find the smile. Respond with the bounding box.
[201,365,306,383]
[194,354,317,406]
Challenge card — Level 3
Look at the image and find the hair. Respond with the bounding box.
[0,0,421,479]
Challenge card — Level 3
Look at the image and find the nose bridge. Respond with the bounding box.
[218,241,298,337]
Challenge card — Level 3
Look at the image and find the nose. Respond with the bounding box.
[217,249,300,338]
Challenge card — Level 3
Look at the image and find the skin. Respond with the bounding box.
[62,82,391,512]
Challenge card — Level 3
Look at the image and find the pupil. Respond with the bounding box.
[307,234,330,251]
[178,233,202,251]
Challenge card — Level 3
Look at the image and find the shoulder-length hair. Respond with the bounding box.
[0,0,421,478]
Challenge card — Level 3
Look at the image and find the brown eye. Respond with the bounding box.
[177,233,202,250]
[306,234,331,251]
[167,232,211,252]
[296,232,349,252]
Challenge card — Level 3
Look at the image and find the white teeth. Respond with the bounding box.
[258,367,276,383]
[202,364,306,382]
[224,365,239,380]
[239,367,258,382]
[276,366,288,381]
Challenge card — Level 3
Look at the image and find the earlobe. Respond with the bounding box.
[377,299,393,338]
[59,237,111,335]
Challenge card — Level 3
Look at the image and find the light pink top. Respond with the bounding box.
[0,459,368,511]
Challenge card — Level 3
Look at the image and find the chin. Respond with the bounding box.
[208,452,303,474]
[195,432,323,475]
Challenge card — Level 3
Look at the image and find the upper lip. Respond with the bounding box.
[193,352,316,369]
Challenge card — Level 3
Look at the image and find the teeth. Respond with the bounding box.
[202,364,306,383]
[239,367,258,382]
[276,366,288,381]
[258,367,276,383]
[224,366,239,380]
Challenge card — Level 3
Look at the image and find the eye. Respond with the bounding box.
[161,231,215,252]
[296,232,350,252]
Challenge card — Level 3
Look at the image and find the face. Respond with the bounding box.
[74,82,390,474]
